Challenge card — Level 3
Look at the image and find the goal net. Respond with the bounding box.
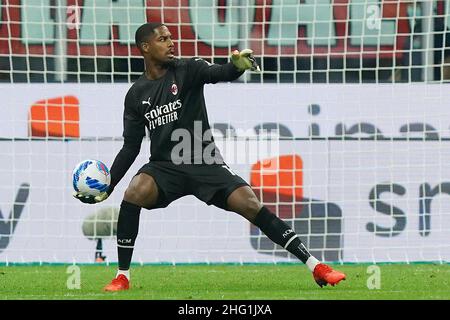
[1,0,450,264]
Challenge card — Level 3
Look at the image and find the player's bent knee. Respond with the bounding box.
[231,196,262,223]
[123,173,158,207]
[246,197,263,218]
[227,186,263,222]
[247,197,262,215]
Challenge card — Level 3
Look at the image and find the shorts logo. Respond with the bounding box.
[171,83,178,95]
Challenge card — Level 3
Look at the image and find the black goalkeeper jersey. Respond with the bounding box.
[109,58,244,190]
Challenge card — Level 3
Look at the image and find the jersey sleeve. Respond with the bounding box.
[187,57,244,86]
[108,88,145,190]
[122,90,146,142]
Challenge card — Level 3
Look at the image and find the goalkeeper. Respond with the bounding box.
[74,22,346,291]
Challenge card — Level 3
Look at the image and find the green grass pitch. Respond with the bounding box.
[0,264,449,300]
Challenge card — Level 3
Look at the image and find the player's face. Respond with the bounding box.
[142,26,175,64]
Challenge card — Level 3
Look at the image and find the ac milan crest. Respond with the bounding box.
[171,83,178,95]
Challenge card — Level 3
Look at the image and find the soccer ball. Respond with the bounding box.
[72,159,111,197]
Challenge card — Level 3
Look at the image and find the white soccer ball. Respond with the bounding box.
[72,159,111,197]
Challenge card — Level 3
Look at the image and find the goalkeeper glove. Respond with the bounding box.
[231,49,260,72]
[73,186,113,204]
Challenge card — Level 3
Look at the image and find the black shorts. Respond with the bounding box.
[136,161,249,210]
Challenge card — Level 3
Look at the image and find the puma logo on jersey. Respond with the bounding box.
[142,97,151,106]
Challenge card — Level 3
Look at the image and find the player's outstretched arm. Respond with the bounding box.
[191,49,260,84]
[230,49,260,72]
[73,89,144,205]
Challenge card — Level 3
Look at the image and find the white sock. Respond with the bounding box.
[306,256,320,272]
[116,269,130,280]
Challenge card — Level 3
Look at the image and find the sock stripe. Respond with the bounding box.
[283,234,299,249]
[117,244,134,249]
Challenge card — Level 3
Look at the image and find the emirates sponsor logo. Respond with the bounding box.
[144,99,182,130]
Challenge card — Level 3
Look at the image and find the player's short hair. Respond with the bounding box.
[135,22,165,51]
